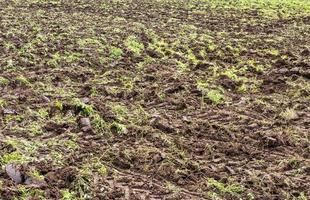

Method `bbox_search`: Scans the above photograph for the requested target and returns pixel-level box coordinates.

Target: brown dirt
[0,0,309,199]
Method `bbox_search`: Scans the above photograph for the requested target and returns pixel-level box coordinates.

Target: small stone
[42,96,51,103]
[278,68,288,74]
[3,109,17,115]
[225,166,236,174]
[290,67,300,73]
[212,158,222,163]
[5,164,24,184]
[154,120,175,133]
[79,117,92,132]
[80,117,91,127]
[152,152,166,163]
[81,97,90,104]
[182,116,191,123]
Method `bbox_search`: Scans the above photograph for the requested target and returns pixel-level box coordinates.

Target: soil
[0,0,309,199]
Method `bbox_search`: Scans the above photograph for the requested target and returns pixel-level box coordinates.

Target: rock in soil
[79,117,92,131]
[5,164,24,184]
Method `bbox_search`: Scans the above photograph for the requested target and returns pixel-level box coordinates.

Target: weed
[225,44,240,54]
[247,192,255,200]
[129,106,150,125]
[97,164,108,176]
[73,165,94,199]
[61,189,77,200]
[265,49,279,56]
[294,192,307,200]
[4,41,15,50]
[207,44,217,52]
[64,139,79,150]
[108,103,128,120]
[26,107,49,119]
[166,181,181,194]
[47,52,61,68]
[78,37,104,48]
[119,76,134,92]
[206,191,222,199]
[92,159,108,176]
[72,98,94,116]
[0,99,6,108]
[0,151,28,165]
[238,83,248,93]
[36,108,49,119]
[187,50,199,65]
[15,186,46,200]
[4,114,24,124]
[280,108,297,120]
[197,80,209,92]
[110,121,127,134]
[109,46,123,59]
[207,89,224,104]
[112,16,127,24]
[29,169,44,181]
[246,60,265,73]
[90,87,99,97]
[176,61,190,72]
[4,59,18,72]
[64,52,84,63]
[55,100,63,111]
[16,75,30,86]
[137,56,155,69]
[221,68,240,81]
[125,35,144,56]
[49,151,65,166]
[5,139,40,155]
[0,76,10,86]
[206,178,244,196]
[91,113,107,133]
[26,121,44,136]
